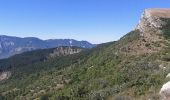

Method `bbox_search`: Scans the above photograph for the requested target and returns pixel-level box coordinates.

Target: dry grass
[147,8,170,18]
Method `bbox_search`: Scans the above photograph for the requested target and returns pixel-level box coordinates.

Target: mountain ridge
[0,35,95,59]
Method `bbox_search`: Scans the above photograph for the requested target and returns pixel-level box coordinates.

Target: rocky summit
[136,8,170,32]
[121,8,170,55]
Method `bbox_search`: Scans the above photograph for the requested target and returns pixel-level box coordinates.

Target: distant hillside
[0,35,95,59]
[2,8,170,100]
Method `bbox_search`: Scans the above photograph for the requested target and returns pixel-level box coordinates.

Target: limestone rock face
[0,71,11,81]
[120,9,170,55]
[49,47,83,58]
[136,8,170,33]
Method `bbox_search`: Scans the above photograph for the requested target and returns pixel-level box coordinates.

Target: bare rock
[166,73,170,78]
[160,81,170,100]
[0,71,11,81]
[136,8,170,33]
[49,47,83,58]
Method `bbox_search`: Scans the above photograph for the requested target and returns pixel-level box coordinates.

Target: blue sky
[0,0,170,44]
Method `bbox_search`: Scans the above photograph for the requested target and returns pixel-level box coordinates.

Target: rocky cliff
[119,9,170,55]
[48,46,83,58]
[136,8,170,32]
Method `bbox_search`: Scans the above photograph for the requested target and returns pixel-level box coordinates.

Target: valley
[0,35,95,59]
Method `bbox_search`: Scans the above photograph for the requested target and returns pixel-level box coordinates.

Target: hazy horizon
[0,0,170,44]
[0,34,99,44]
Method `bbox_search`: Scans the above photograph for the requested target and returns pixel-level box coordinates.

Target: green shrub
[40,94,49,100]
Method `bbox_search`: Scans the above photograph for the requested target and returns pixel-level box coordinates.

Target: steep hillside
[0,35,95,59]
[1,8,170,100]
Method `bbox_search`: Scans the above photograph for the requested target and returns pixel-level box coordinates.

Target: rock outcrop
[160,73,170,100]
[48,47,83,58]
[160,81,170,100]
[0,71,11,81]
[136,8,170,33]
[120,8,170,55]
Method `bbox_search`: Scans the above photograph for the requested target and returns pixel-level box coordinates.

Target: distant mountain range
[0,35,95,59]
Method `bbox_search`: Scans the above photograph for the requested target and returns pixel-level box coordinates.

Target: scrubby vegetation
[160,18,170,39]
[0,30,170,100]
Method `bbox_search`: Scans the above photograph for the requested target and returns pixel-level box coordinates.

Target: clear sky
[0,0,170,44]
